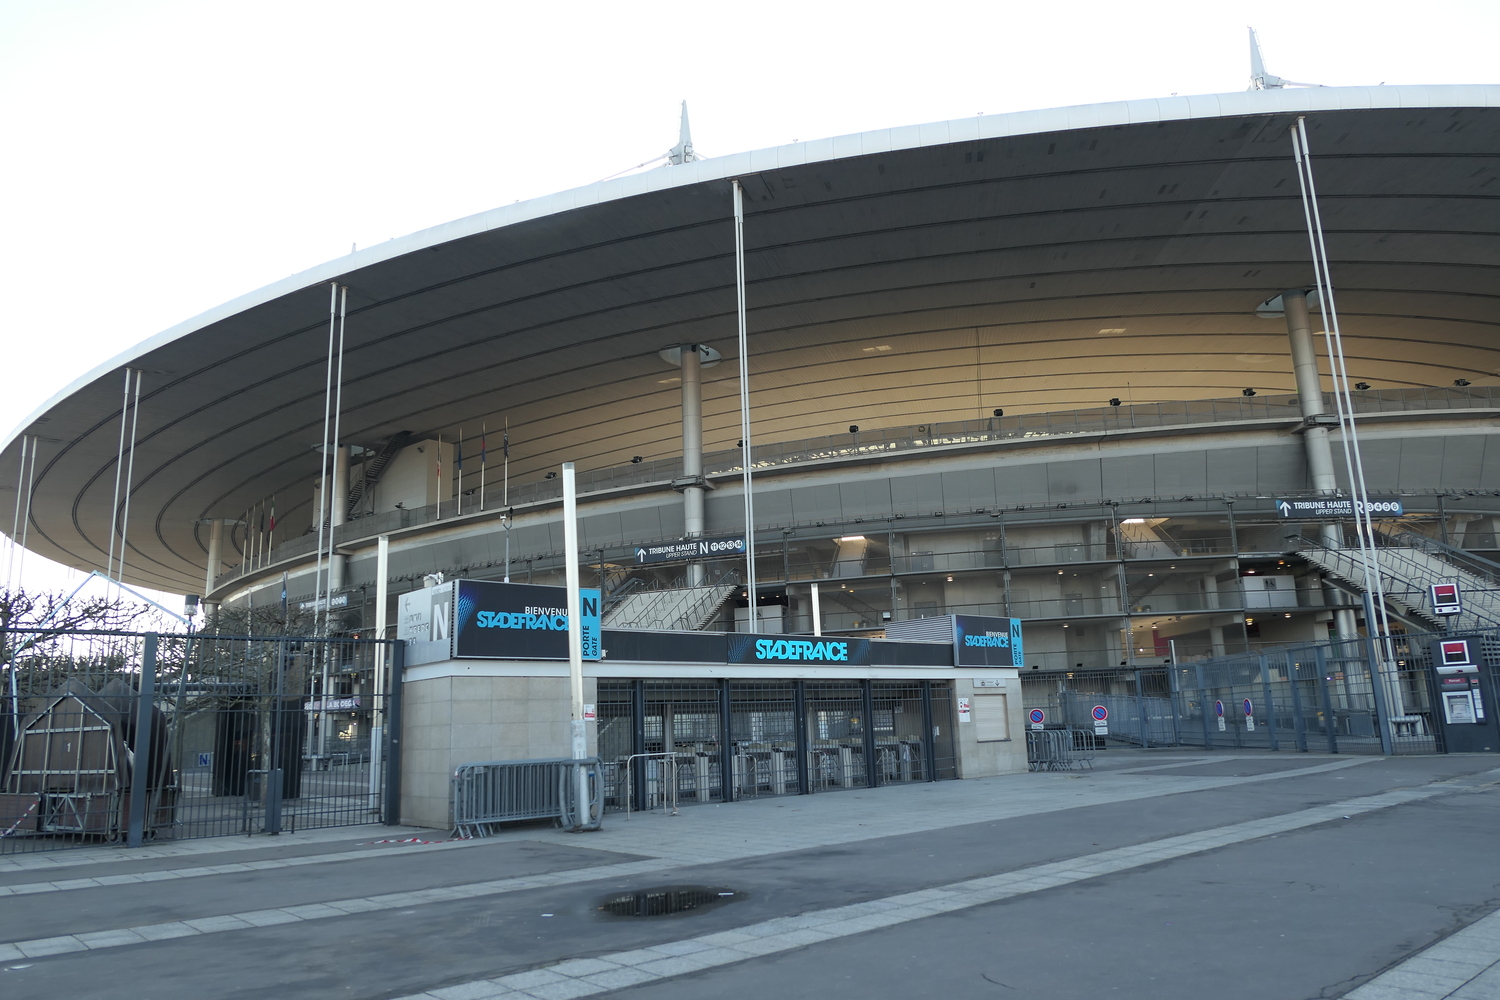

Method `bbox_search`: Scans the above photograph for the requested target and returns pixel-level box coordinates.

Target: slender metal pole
[14,436,37,588]
[733,179,757,633]
[6,435,27,590]
[1291,123,1392,641]
[106,370,131,588]
[327,286,347,636]
[562,462,590,830]
[115,371,142,583]
[480,421,486,512]
[314,282,338,632]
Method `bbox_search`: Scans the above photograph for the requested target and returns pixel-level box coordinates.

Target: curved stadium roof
[4,84,1499,593]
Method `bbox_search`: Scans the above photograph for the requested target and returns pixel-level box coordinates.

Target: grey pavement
[2,749,1499,999]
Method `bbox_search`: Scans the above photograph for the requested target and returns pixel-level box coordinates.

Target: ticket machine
[1427,637,1500,753]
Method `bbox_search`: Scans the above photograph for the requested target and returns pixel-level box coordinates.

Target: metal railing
[451,756,603,837]
[1026,729,1098,771]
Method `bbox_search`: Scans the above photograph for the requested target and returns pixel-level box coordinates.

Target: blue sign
[953,615,1024,667]
[196,752,212,768]
[1214,700,1225,717]
[1092,705,1108,721]
[453,580,601,660]
[727,635,871,666]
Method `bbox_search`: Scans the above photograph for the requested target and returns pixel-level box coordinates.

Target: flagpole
[503,417,509,508]
[436,433,443,520]
[480,422,486,512]
[457,427,464,514]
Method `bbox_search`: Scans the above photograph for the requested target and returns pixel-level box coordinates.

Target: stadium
[4,81,1500,828]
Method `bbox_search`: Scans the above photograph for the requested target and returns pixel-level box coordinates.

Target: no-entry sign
[1029,708,1046,730]
[1092,704,1109,737]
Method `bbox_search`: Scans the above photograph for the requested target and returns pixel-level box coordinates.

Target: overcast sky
[2,0,1496,596]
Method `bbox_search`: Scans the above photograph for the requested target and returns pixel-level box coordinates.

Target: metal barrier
[451,757,603,837]
[621,752,682,818]
[1026,729,1097,772]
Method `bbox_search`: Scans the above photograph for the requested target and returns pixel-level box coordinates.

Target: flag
[503,429,509,459]
[259,508,266,534]
[268,497,276,533]
[480,429,486,466]
[457,431,463,472]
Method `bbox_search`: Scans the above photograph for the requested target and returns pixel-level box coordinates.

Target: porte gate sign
[1244,698,1256,732]
[1215,700,1227,732]
[1431,582,1463,616]
[1092,705,1109,736]
[1029,708,1046,731]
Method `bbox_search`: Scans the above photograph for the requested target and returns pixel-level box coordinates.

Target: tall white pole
[7,435,28,590]
[562,462,591,829]
[314,283,337,631]
[115,371,142,584]
[106,370,130,590]
[811,582,822,636]
[368,533,390,810]
[733,179,757,633]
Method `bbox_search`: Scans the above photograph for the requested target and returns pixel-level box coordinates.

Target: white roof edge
[9,83,1499,453]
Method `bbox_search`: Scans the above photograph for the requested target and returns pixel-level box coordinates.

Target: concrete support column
[330,444,349,591]
[681,346,706,587]
[1284,288,1358,638]
[204,518,224,599]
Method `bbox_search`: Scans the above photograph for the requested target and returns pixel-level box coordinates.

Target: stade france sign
[398,580,601,664]
[726,635,873,666]
[953,615,1025,668]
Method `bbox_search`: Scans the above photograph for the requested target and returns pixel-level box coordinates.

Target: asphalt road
[2,751,1496,1000]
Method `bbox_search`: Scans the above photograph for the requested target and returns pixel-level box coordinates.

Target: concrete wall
[399,670,598,830]
[378,439,455,514]
[952,672,1028,778]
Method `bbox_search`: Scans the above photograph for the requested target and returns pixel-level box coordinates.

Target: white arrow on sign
[635,549,646,563]
[1278,501,1292,516]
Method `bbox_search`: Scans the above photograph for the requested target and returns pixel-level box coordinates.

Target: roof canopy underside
[6,88,1499,592]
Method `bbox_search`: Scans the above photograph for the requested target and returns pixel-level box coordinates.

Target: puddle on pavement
[597,885,740,918]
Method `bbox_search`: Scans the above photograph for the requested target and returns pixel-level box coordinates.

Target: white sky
[1,0,1496,597]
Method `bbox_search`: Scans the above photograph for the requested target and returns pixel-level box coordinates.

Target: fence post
[632,679,647,812]
[383,640,406,825]
[1258,654,1278,751]
[920,681,937,780]
[1133,670,1149,747]
[1364,635,1395,756]
[718,679,734,803]
[127,633,158,848]
[1314,645,1338,754]
[1195,663,1213,748]
[794,679,811,793]
[861,680,879,788]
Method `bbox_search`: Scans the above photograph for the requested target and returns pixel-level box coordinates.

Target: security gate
[1,629,402,855]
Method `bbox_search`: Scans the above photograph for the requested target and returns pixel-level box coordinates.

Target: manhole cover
[597,885,739,917]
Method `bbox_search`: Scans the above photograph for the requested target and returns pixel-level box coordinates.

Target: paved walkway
[2,750,1497,999]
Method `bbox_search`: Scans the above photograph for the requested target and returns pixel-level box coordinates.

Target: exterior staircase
[1288,532,1500,631]
[602,583,739,631]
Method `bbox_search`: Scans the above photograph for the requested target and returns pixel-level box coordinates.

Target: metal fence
[451,757,603,837]
[1,628,402,854]
[1020,631,1461,757]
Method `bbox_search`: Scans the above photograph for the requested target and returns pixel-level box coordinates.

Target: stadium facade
[5,84,1500,822]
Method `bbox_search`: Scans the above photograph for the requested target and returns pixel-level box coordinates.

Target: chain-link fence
[1,628,401,854]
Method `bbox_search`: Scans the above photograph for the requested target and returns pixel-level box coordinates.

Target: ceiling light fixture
[839,535,866,542]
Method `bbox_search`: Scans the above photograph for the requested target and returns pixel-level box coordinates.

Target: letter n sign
[1431,582,1463,616]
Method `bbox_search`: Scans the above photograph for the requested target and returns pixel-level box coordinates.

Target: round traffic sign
[1029,709,1046,724]
[1243,699,1254,716]
[1214,700,1225,717]
[1092,705,1108,721]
